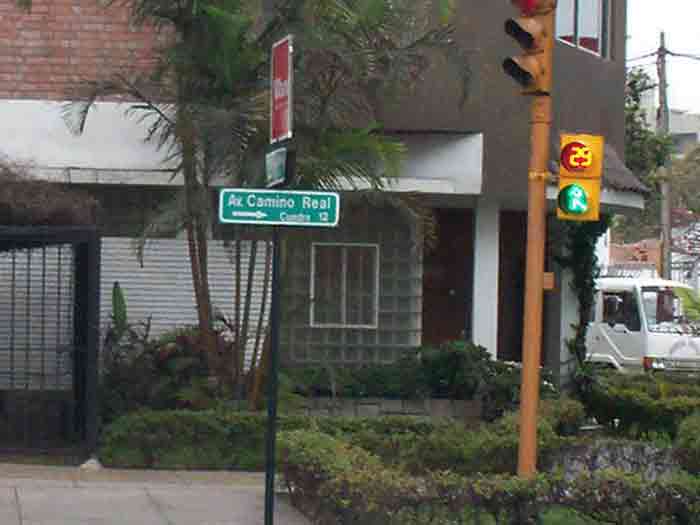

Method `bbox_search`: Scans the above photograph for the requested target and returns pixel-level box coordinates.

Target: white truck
[586,277,700,373]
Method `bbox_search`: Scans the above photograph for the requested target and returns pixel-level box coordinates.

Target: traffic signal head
[557,133,605,222]
[502,0,556,95]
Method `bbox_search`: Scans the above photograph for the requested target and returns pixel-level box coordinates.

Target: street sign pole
[265,35,293,524]
[264,225,281,525]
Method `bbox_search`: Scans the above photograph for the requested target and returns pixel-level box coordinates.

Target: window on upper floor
[556,0,611,59]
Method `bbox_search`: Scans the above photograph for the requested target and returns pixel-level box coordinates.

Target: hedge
[279,429,700,525]
[582,372,700,438]
[98,399,585,470]
[99,410,452,469]
[675,412,700,474]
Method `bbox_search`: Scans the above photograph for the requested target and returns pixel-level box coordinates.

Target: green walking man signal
[556,133,604,222]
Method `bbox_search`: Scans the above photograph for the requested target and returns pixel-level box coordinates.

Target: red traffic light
[512,0,539,15]
[560,141,594,172]
[511,0,556,15]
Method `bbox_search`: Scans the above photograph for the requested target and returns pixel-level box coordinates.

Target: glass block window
[556,0,610,58]
[310,243,379,328]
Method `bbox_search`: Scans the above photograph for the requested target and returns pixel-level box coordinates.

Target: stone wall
[551,440,680,482]
[297,397,483,422]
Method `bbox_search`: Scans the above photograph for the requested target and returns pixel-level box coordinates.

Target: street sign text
[219,189,339,227]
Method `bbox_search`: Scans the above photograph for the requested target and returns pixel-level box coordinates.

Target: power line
[668,51,700,62]
[627,51,658,62]
[627,50,700,64]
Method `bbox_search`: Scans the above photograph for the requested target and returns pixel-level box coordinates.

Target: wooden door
[421,209,474,346]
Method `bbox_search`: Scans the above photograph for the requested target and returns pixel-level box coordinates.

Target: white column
[471,198,500,359]
[558,268,579,383]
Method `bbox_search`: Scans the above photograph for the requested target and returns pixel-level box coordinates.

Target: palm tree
[58,0,469,378]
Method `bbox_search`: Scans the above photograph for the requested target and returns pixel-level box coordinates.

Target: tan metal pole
[517,9,554,478]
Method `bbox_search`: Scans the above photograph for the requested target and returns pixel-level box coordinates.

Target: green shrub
[383,411,562,477]
[279,428,700,525]
[419,341,491,399]
[286,358,427,400]
[99,326,231,425]
[99,409,231,469]
[100,410,307,470]
[539,398,586,436]
[99,410,446,470]
[581,372,700,438]
[480,360,560,421]
[98,407,575,473]
[287,340,559,411]
[675,412,700,474]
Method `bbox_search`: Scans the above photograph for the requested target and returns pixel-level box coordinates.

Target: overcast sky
[627,0,700,114]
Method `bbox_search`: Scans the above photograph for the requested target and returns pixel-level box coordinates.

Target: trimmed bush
[99,411,454,470]
[539,397,586,436]
[99,409,232,469]
[582,372,700,438]
[279,428,700,525]
[100,410,307,470]
[99,400,583,471]
[675,412,700,474]
[286,340,559,423]
[396,411,563,476]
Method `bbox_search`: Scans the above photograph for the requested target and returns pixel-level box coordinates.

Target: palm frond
[295,127,405,190]
[131,189,188,267]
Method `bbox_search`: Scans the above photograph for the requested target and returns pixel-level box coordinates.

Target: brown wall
[0,0,160,100]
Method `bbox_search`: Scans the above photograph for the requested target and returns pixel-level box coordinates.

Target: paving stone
[17,486,163,525]
[147,486,309,525]
[0,464,311,524]
[0,488,20,525]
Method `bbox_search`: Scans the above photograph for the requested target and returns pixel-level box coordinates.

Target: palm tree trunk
[179,106,216,362]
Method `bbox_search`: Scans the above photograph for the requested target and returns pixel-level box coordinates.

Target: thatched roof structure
[0,161,97,227]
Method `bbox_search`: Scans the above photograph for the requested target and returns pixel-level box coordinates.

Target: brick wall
[0,0,162,100]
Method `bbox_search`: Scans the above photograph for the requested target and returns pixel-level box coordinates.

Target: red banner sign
[271,35,293,143]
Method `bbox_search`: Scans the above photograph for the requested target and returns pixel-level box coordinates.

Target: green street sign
[266,147,287,188]
[219,188,340,227]
[557,184,589,215]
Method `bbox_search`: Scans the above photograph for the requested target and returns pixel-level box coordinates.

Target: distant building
[640,87,700,156]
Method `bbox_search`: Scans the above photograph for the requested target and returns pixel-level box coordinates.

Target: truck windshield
[641,286,690,334]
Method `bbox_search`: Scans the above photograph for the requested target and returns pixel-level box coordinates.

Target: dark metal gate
[0,227,100,453]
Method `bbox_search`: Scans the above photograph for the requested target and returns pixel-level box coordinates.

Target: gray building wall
[99,237,271,362]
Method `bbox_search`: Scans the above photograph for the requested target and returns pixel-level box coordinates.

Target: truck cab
[586,277,700,373]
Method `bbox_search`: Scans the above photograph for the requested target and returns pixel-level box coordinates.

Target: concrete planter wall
[297,397,482,421]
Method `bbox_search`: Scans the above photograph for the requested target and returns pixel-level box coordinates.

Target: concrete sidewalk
[0,463,311,524]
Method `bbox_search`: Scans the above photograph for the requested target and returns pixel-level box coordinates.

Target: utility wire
[667,51,700,61]
[628,49,700,64]
[627,51,658,62]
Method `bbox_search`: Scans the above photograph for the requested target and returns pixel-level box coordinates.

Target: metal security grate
[0,245,75,390]
[0,227,100,452]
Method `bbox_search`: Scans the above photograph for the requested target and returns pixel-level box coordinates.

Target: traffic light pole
[517,8,555,479]
[518,94,551,477]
